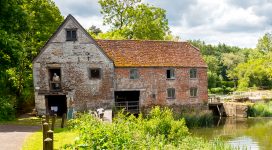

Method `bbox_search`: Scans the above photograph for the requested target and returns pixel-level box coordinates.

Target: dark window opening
[115,91,140,114]
[49,68,61,91]
[167,88,175,99]
[190,87,198,97]
[89,68,101,79]
[130,68,139,79]
[190,68,197,78]
[46,95,67,116]
[167,69,175,79]
[66,29,77,41]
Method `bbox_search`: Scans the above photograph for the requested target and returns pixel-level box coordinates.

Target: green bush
[248,101,272,117]
[0,96,16,121]
[210,87,224,94]
[64,107,231,149]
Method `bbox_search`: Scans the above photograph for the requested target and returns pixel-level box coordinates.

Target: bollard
[51,114,56,131]
[42,122,49,150]
[47,130,54,149]
[44,138,53,150]
[61,113,66,128]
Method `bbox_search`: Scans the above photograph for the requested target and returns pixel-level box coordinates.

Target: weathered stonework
[33,15,208,115]
[33,15,114,115]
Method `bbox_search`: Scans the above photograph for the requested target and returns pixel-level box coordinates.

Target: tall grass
[248,101,272,117]
[181,110,214,128]
[64,107,232,149]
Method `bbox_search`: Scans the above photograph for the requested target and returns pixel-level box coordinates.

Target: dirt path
[0,125,39,150]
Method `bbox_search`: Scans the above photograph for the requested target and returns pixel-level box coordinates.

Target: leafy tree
[257,33,272,52]
[99,0,141,29]
[88,25,102,36]
[0,0,63,115]
[98,0,170,40]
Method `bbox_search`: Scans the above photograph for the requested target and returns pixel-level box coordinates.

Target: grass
[0,116,64,126]
[22,128,78,150]
[248,101,272,117]
[0,116,42,126]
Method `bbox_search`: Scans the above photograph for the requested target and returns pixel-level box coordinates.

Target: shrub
[64,107,231,149]
[0,96,16,121]
[248,101,272,117]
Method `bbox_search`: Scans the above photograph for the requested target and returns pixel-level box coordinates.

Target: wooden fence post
[47,130,54,149]
[42,122,49,150]
[51,114,57,131]
[44,138,53,150]
[46,114,50,123]
[42,119,46,125]
[61,113,66,128]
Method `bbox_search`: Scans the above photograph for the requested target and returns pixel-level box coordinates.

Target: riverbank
[191,117,272,149]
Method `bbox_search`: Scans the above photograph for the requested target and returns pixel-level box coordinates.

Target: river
[190,117,272,150]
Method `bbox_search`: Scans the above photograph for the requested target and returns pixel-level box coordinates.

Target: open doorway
[48,68,61,91]
[114,91,140,114]
[46,95,67,116]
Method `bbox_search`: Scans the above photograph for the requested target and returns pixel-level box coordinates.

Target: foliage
[257,33,272,52]
[0,96,16,121]
[189,40,246,93]
[230,53,272,90]
[64,107,231,149]
[0,0,63,114]
[248,101,272,117]
[98,0,170,40]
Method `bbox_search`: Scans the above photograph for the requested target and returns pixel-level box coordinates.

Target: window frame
[89,68,102,79]
[66,28,77,41]
[190,87,198,97]
[190,68,197,79]
[130,68,139,79]
[167,88,176,99]
[166,68,175,79]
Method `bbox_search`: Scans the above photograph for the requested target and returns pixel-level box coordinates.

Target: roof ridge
[95,39,188,43]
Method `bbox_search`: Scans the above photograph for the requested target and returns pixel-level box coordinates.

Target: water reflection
[190,117,272,150]
[228,136,259,150]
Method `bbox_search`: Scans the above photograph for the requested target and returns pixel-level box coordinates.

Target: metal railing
[115,101,139,114]
[49,81,61,91]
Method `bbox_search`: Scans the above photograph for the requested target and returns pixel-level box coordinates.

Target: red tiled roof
[96,40,207,68]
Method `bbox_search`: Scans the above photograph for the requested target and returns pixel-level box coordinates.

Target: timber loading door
[46,95,67,116]
[114,91,140,114]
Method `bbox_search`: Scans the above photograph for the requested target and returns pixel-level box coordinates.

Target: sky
[53,0,272,48]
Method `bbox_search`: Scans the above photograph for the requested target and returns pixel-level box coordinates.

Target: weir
[208,95,248,117]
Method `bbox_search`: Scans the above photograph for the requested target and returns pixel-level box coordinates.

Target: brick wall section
[115,67,208,108]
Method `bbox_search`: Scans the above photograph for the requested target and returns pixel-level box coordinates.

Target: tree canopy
[98,0,170,40]
[0,0,63,117]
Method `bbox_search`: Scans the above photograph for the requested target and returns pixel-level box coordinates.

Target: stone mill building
[33,15,208,116]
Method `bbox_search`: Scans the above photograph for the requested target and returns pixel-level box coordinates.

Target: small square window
[166,69,175,79]
[190,87,198,97]
[167,88,175,99]
[190,68,197,78]
[66,29,77,41]
[89,68,101,79]
[130,69,139,79]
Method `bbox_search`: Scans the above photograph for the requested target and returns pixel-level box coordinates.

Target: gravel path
[0,125,39,150]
